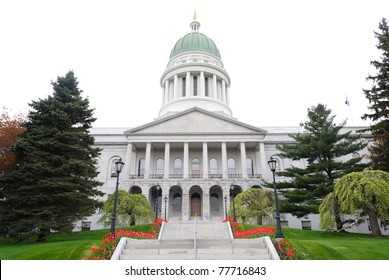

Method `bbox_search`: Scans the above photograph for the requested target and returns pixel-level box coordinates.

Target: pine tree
[361,18,389,172]
[276,104,368,229]
[0,71,103,241]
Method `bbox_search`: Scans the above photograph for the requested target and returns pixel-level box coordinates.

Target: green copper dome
[170,21,221,59]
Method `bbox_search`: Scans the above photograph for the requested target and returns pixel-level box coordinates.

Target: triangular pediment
[125,108,267,136]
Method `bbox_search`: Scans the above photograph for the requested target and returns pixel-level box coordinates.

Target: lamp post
[224,196,227,219]
[164,196,168,220]
[155,184,160,220]
[230,184,237,222]
[110,158,125,238]
[268,156,284,239]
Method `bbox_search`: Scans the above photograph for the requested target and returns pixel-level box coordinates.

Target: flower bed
[84,218,167,260]
[222,217,297,260]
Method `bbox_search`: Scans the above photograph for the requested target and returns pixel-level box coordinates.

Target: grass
[239,224,389,259]
[1,223,389,260]
[0,224,151,260]
[282,228,389,260]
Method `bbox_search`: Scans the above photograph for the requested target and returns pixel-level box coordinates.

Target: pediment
[125,108,267,136]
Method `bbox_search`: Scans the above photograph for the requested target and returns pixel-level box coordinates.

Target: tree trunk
[36,228,49,242]
[368,210,383,237]
[334,199,345,231]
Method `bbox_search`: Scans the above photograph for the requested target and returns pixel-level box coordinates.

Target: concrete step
[115,220,277,260]
[196,253,272,260]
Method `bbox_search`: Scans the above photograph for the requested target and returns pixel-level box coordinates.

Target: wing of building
[79,17,383,235]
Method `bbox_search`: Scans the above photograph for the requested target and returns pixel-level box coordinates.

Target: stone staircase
[112,218,279,260]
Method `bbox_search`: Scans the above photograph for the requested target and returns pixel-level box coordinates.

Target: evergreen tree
[276,104,368,229]
[0,71,103,241]
[361,18,389,172]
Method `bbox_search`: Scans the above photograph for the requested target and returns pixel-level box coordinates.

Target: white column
[174,75,178,99]
[183,142,189,179]
[164,142,170,179]
[123,143,133,179]
[200,71,205,96]
[221,142,228,179]
[222,80,226,102]
[161,87,165,106]
[203,192,210,221]
[202,142,208,179]
[226,86,230,105]
[186,72,190,97]
[144,142,152,179]
[212,74,217,99]
[255,145,261,175]
[182,191,189,222]
[259,142,267,176]
[240,142,248,178]
[165,80,170,103]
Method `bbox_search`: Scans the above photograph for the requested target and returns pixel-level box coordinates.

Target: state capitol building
[80,17,386,235]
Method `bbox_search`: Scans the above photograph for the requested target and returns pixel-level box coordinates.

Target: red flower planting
[84,218,167,260]
[222,217,298,260]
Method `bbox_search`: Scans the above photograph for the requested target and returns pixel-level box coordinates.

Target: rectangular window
[81,221,91,231]
[301,220,311,230]
[205,77,209,97]
[193,76,198,96]
[281,220,289,228]
[182,77,186,97]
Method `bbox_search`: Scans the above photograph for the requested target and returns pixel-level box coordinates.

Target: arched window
[227,158,236,175]
[110,158,120,177]
[138,158,145,177]
[156,158,164,175]
[246,158,254,176]
[209,158,218,175]
[192,158,200,174]
[174,158,182,175]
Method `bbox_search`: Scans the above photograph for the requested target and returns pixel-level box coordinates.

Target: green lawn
[282,228,389,260]
[0,224,151,260]
[1,224,388,260]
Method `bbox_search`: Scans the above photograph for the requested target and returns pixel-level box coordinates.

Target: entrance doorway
[191,193,201,217]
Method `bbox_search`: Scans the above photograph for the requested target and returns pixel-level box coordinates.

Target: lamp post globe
[268,156,284,239]
[110,158,125,238]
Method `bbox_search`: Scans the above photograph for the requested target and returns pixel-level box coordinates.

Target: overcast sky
[1,0,388,128]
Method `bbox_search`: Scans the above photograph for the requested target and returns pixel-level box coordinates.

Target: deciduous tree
[319,170,389,237]
[228,188,274,225]
[0,108,25,176]
[98,190,154,226]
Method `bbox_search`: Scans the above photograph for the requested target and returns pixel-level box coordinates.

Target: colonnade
[121,141,267,180]
[161,72,229,105]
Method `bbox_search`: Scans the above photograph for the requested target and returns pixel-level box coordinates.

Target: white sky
[1,0,388,128]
